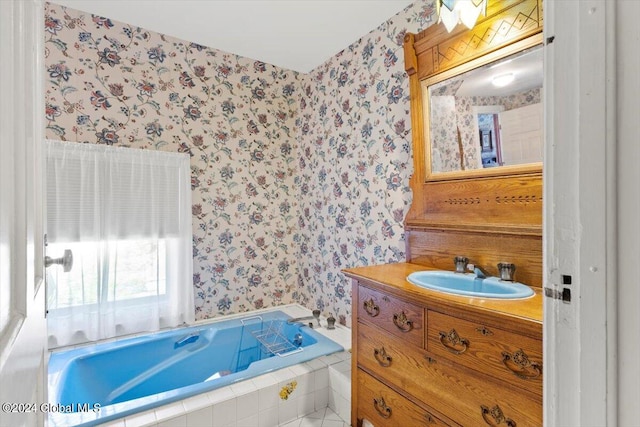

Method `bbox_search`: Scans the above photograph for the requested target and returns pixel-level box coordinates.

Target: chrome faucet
[467,264,486,279]
[287,309,321,327]
[286,316,316,327]
[286,316,315,324]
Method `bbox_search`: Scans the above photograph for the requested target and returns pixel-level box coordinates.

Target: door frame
[543,0,617,425]
[0,1,47,426]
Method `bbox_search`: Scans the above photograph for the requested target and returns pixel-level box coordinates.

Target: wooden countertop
[343,262,543,325]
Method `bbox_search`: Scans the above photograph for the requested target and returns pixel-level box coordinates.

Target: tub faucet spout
[287,309,321,327]
[286,316,316,325]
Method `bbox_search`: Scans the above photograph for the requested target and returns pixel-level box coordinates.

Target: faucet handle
[326,314,336,330]
[497,263,516,281]
[454,256,469,273]
[312,309,321,327]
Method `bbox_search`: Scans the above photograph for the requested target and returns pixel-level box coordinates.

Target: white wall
[616,0,640,423]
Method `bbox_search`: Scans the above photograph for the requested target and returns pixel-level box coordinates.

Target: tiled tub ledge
[327,358,351,425]
[98,351,352,427]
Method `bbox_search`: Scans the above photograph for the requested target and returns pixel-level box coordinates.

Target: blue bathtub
[48,310,343,426]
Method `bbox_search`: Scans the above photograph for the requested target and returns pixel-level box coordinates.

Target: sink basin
[406,271,534,299]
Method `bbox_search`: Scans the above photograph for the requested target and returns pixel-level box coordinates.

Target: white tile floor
[279,407,349,427]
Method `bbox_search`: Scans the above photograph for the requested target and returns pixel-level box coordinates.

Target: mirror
[423,39,543,181]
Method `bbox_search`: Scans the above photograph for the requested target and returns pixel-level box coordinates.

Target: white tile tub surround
[327,358,352,424]
[97,352,352,427]
[93,304,353,427]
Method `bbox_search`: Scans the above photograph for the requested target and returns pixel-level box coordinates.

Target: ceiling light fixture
[492,73,515,87]
[437,0,488,33]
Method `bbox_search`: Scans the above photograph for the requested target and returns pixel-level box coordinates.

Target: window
[45,140,193,348]
[46,239,167,309]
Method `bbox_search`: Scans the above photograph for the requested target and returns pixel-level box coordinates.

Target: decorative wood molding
[444,194,542,206]
[410,0,543,80]
[403,32,418,77]
[406,172,543,233]
[402,0,543,283]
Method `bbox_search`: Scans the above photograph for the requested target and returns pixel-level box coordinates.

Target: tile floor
[279,407,348,427]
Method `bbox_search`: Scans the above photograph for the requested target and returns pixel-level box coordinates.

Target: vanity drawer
[357,369,453,427]
[357,321,542,427]
[357,285,423,347]
[427,310,543,396]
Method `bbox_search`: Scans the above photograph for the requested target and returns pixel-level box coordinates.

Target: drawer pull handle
[438,329,469,354]
[373,396,392,419]
[374,346,392,367]
[363,299,380,317]
[476,326,494,336]
[481,404,516,427]
[393,311,414,332]
[502,349,542,379]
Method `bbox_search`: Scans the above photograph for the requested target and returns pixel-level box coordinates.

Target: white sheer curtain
[45,140,193,348]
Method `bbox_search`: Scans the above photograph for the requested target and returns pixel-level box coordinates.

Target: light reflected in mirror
[427,44,543,175]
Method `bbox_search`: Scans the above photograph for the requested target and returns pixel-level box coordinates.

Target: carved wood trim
[403,33,418,76]
[403,0,543,285]
[409,0,543,80]
[406,172,543,234]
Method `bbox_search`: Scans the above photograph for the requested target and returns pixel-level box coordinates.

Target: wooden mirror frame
[422,34,543,181]
[402,0,544,285]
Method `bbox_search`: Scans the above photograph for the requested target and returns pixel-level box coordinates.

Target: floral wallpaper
[44,1,438,327]
[295,3,437,325]
[44,3,301,320]
[430,95,462,172]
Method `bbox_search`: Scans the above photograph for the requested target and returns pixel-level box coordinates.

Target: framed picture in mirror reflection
[481,130,492,152]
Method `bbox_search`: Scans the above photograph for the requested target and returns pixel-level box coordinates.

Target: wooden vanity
[344,0,544,425]
[344,263,542,426]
